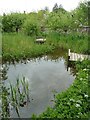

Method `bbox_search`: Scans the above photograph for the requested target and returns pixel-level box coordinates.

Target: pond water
[2,49,76,118]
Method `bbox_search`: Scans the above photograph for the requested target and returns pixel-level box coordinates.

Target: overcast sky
[0,0,83,15]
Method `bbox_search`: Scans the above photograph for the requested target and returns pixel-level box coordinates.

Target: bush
[23,18,40,36]
[2,13,25,32]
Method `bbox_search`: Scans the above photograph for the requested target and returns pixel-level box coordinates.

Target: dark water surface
[4,49,75,118]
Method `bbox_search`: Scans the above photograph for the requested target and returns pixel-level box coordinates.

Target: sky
[0,0,83,15]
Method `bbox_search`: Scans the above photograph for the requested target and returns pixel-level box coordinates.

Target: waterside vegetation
[2,31,88,62]
[33,60,89,118]
[1,0,89,62]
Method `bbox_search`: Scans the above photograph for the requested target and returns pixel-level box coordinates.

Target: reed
[1,76,30,118]
[9,76,30,111]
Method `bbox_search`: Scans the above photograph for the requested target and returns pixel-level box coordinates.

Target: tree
[2,13,25,32]
[53,3,58,13]
[46,10,71,32]
[23,17,40,36]
[58,4,67,13]
[44,6,49,12]
[73,1,88,27]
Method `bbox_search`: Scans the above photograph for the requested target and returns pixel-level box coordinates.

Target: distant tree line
[0,1,88,36]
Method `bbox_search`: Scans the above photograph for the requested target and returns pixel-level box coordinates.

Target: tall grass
[47,31,88,54]
[2,32,54,62]
[2,32,89,62]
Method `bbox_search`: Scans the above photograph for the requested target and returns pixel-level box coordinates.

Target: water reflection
[2,49,76,118]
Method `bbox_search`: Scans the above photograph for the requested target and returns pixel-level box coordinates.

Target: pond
[2,48,76,118]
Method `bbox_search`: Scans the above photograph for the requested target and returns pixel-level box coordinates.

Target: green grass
[2,31,89,62]
[2,32,55,62]
[47,31,89,54]
[33,60,89,118]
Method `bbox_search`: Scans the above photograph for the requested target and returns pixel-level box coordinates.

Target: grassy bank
[47,31,88,54]
[33,60,89,118]
[2,33,54,62]
[2,32,88,62]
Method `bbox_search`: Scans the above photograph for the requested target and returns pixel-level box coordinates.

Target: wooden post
[68,49,70,60]
[67,49,70,71]
[68,49,70,57]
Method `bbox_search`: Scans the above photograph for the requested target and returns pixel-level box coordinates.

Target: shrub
[2,13,25,32]
[23,18,40,36]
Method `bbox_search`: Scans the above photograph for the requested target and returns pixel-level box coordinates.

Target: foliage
[2,31,88,62]
[1,1,89,34]
[74,1,88,26]
[2,13,25,32]
[2,33,54,62]
[46,12,71,31]
[68,1,88,30]
[23,17,40,36]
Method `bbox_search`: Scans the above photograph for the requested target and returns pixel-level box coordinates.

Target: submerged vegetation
[1,75,30,118]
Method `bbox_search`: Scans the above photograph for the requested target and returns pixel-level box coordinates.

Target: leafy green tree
[72,1,88,28]
[23,18,40,36]
[2,13,25,32]
[46,10,71,32]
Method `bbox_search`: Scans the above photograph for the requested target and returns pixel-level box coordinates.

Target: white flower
[80,78,83,80]
[84,94,88,98]
[83,68,87,71]
[75,103,80,107]
[78,112,82,115]
[70,99,75,102]
[76,72,79,75]
[76,100,82,104]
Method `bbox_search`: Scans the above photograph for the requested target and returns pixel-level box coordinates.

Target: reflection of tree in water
[46,48,67,60]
